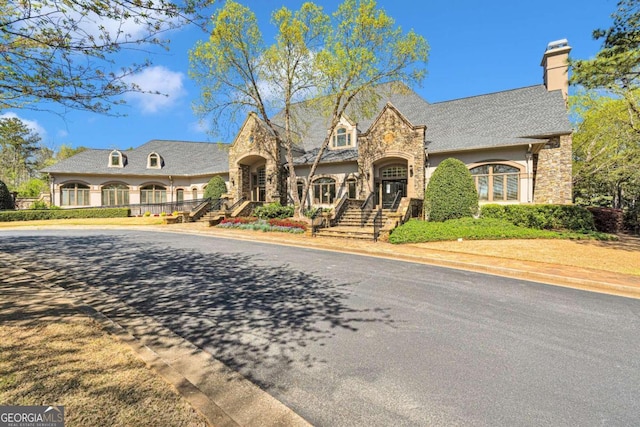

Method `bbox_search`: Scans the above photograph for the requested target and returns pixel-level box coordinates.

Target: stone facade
[533,134,572,204]
[358,104,426,199]
[228,114,282,203]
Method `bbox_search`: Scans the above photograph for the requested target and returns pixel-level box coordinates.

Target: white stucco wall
[426,146,534,204]
[48,173,229,207]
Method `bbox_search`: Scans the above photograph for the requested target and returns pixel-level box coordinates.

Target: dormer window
[109,150,125,168]
[330,118,356,150]
[147,152,163,169]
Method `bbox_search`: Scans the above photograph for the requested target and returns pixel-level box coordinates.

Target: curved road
[1,229,639,426]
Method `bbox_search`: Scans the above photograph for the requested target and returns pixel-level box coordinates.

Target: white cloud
[0,112,47,139]
[124,66,186,114]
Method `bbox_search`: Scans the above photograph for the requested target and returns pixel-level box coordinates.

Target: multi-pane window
[312,178,336,204]
[332,127,352,148]
[140,184,167,204]
[61,183,90,206]
[176,189,184,203]
[470,164,520,201]
[101,184,129,206]
[381,166,407,179]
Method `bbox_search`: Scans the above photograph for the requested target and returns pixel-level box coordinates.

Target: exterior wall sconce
[231,177,235,186]
[409,165,414,177]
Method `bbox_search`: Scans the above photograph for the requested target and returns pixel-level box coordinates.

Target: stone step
[315,226,376,240]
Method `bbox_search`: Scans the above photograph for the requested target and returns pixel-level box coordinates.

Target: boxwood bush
[480,204,595,232]
[424,158,478,221]
[253,202,294,219]
[0,208,130,222]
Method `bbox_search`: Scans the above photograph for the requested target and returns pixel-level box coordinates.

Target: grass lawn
[0,316,206,427]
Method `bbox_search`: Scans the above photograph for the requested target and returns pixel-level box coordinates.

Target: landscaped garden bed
[217,217,307,234]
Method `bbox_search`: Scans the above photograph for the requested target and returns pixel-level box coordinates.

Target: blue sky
[3,0,618,152]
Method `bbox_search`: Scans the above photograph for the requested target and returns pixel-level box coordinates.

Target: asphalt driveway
[2,229,639,426]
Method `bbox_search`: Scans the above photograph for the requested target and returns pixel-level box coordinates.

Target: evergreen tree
[424,158,479,222]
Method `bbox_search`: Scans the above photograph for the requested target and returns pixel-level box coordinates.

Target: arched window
[312,177,336,204]
[61,183,90,206]
[109,150,125,167]
[470,164,521,201]
[332,127,352,148]
[147,152,162,169]
[192,187,198,200]
[101,184,129,206]
[176,188,184,203]
[140,184,167,204]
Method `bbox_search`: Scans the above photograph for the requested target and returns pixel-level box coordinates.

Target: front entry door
[381,179,407,208]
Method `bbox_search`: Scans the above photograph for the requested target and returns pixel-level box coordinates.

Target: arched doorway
[237,155,268,202]
[377,163,408,208]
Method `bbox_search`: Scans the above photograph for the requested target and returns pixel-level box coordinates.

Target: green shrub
[0,180,15,210]
[389,217,613,244]
[424,158,478,222]
[204,175,227,200]
[0,208,130,222]
[253,202,294,219]
[17,178,48,198]
[30,200,49,210]
[481,204,595,232]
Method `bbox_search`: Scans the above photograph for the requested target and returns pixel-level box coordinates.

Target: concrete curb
[0,252,311,427]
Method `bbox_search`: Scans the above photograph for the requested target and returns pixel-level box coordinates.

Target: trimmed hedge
[481,204,595,232]
[0,208,130,222]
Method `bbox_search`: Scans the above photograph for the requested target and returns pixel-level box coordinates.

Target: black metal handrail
[372,207,383,242]
[226,196,246,214]
[100,198,211,217]
[310,207,324,237]
[390,190,403,211]
[330,193,348,226]
[361,192,375,227]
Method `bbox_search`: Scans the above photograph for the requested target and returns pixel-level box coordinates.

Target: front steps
[314,200,397,241]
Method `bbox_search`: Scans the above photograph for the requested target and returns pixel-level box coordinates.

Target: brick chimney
[541,39,571,101]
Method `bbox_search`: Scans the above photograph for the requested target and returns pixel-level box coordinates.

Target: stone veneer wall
[533,134,572,204]
[358,105,426,199]
[228,115,281,203]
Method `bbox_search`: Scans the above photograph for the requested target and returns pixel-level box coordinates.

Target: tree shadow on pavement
[1,234,393,389]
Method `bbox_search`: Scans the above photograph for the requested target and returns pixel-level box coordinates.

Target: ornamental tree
[1,0,209,114]
[189,0,428,217]
[204,175,227,200]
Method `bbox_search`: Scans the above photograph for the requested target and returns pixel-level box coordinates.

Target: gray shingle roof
[293,147,359,166]
[284,83,572,154]
[421,85,573,153]
[42,140,230,176]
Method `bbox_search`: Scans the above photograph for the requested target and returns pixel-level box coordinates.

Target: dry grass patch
[0,318,207,427]
[412,235,640,276]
